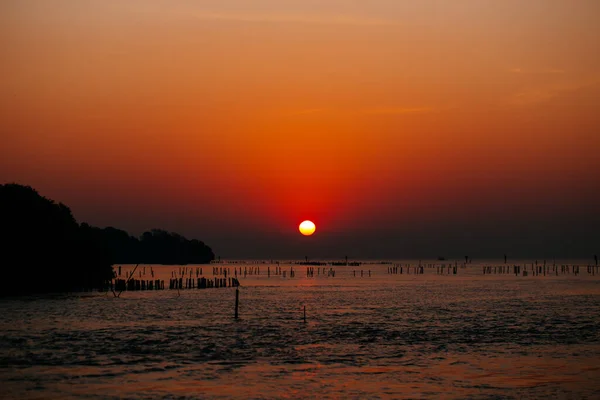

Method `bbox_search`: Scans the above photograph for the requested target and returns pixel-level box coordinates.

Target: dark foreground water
[2,261,600,399]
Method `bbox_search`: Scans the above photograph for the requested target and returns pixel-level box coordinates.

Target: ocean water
[1,260,600,399]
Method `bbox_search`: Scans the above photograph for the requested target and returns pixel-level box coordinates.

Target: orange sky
[1,0,599,258]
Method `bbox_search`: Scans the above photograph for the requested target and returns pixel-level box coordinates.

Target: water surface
[2,260,600,399]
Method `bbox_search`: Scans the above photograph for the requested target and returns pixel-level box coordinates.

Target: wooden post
[234,287,239,319]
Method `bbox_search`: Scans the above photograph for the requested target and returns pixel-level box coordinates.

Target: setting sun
[299,220,316,236]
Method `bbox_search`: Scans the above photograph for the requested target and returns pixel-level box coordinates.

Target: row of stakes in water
[118,262,599,283]
[387,265,429,275]
[483,263,598,276]
[111,278,165,291]
[385,264,456,275]
[110,277,240,291]
[306,267,336,277]
[114,266,236,291]
[169,276,240,289]
[210,266,337,278]
[118,265,339,283]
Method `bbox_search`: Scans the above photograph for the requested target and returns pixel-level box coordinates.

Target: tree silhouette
[0,183,215,295]
[0,183,113,295]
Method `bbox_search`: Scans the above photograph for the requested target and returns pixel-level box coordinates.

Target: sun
[299,220,316,236]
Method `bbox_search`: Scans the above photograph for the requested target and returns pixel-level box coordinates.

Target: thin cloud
[280,106,438,117]
[511,89,559,105]
[510,78,600,106]
[192,12,392,26]
[287,108,326,116]
[509,68,566,74]
[363,107,434,115]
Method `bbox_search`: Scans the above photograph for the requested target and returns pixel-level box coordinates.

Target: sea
[1,259,600,399]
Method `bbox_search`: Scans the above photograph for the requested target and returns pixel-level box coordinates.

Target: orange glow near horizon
[1,1,599,256]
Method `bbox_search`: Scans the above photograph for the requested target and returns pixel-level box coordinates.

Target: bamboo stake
[112,264,139,298]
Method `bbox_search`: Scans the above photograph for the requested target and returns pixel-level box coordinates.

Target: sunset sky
[1,0,599,259]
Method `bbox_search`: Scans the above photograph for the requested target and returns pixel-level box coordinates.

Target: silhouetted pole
[595,255,598,267]
[303,305,307,323]
[504,254,507,264]
[234,287,239,319]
